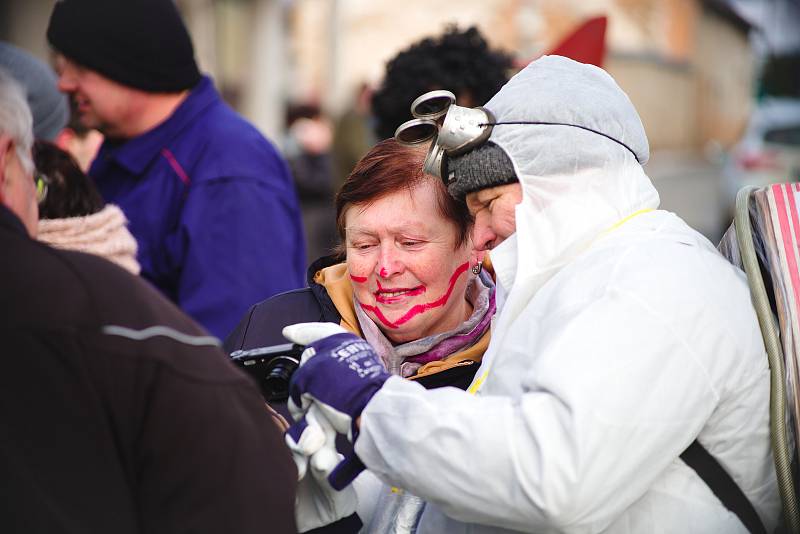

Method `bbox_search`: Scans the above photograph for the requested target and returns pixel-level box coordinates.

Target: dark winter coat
[0,204,297,534]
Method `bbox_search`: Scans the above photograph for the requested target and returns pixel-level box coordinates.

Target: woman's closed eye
[399,239,426,249]
[468,203,487,217]
[349,241,377,251]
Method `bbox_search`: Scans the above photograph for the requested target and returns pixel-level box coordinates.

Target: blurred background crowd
[2,0,798,251]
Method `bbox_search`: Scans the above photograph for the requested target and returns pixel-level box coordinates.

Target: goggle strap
[484,121,641,163]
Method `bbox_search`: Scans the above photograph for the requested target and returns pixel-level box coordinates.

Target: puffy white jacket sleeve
[353,286,729,532]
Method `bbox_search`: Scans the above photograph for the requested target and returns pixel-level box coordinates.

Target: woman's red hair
[335,138,471,252]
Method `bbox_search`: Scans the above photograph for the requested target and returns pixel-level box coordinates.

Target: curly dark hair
[33,140,104,219]
[370,26,514,141]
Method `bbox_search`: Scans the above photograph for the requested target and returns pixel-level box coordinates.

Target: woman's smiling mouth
[374,286,426,304]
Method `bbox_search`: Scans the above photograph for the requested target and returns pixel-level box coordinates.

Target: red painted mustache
[358,262,469,329]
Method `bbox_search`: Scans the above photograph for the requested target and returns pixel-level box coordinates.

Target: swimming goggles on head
[396,89,645,184]
[394,90,495,181]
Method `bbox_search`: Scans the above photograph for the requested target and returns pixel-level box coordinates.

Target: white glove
[283,321,350,426]
[285,406,326,480]
[283,322,349,363]
[288,404,358,532]
[284,321,378,491]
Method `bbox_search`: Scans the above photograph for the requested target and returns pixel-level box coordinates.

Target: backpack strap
[680,439,766,534]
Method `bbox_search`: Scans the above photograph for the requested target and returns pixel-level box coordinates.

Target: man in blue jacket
[46,0,306,339]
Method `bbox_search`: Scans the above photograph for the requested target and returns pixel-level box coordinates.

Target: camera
[230,343,304,402]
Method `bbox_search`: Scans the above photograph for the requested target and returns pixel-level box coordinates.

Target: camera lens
[262,356,299,401]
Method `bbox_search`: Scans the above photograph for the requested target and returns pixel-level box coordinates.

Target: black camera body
[230,343,304,402]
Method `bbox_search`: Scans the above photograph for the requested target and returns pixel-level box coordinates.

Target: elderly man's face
[465,183,522,251]
[54,54,137,139]
[0,135,38,236]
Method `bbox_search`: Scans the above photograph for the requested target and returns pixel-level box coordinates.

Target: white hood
[483,55,660,322]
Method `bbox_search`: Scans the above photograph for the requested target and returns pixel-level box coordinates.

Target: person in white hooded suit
[283,56,782,533]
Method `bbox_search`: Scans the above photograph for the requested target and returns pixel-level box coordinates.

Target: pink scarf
[37,204,140,275]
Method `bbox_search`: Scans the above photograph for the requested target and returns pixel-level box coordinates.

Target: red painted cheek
[359,262,469,329]
[349,274,367,283]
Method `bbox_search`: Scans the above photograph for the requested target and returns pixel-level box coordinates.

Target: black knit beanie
[447,141,519,200]
[47,0,201,93]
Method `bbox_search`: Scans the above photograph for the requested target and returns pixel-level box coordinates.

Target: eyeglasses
[394,90,495,181]
[33,170,50,205]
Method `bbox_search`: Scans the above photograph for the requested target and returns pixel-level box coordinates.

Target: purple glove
[284,324,391,489]
[288,332,390,440]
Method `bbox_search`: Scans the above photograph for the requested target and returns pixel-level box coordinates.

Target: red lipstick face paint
[360,261,469,329]
[350,274,367,283]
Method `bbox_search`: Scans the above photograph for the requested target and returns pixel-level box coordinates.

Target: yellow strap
[602,208,654,234]
[469,208,655,395]
[468,370,488,395]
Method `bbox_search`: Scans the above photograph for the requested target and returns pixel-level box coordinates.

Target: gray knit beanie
[0,42,69,141]
[447,141,518,200]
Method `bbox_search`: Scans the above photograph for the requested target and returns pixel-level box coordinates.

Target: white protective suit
[353,56,782,533]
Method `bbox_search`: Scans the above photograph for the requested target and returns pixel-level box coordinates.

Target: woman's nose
[377,245,404,278]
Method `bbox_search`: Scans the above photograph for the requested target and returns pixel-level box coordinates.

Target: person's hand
[283,322,391,489]
[282,321,350,431]
[286,404,368,491]
[283,323,390,439]
[283,321,350,351]
[285,404,338,480]
[286,405,358,532]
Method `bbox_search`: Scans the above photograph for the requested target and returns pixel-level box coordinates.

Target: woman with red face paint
[225,138,495,532]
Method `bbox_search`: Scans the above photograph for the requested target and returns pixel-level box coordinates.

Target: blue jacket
[90,76,306,339]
